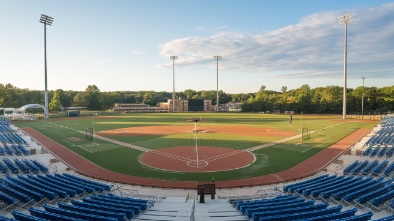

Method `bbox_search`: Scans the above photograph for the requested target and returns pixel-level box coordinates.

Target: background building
[160,99,212,112]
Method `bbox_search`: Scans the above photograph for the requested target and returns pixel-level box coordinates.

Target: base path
[23,127,369,189]
[139,146,255,172]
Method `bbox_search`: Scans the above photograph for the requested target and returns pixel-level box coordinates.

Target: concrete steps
[134,197,248,221]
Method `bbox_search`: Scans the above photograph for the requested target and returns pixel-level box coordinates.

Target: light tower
[39,14,54,119]
[362,77,366,118]
[339,14,352,120]
[213,56,222,112]
[170,56,178,112]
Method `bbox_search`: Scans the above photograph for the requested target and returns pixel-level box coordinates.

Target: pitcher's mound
[139,146,255,172]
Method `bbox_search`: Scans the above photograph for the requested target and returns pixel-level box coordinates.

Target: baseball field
[15,113,376,184]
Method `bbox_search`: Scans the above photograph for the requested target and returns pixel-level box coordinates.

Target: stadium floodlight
[39,14,54,119]
[170,56,178,112]
[213,56,222,112]
[362,77,366,118]
[339,14,352,120]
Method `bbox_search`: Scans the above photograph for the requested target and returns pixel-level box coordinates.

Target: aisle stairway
[134,197,248,221]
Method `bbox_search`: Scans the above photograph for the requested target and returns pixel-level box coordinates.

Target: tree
[49,90,62,113]
[259,85,266,93]
[85,85,102,110]
[72,92,85,107]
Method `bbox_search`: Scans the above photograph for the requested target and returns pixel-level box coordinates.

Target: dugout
[62,107,86,117]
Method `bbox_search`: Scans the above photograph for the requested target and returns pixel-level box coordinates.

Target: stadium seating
[344,160,359,174]
[43,204,118,221]
[71,199,135,219]
[384,161,394,176]
[29,207,86,221]
[372,160,388,176]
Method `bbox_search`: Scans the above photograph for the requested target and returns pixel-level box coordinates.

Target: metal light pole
[339,14,352,120]
[213,56,222,112]
[362,77,366,118]
[170,56,178,112]
[39,14,54,119]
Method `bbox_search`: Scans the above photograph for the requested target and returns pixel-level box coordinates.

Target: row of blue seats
[57,202,126,221]
[250,203,331,220]
[71,199,135,219]
[17,175,69,198]
[295,175,340,195]
[3,192,151,221]
[352,160,369,174]
[386,146,394,157]
[0,182,32,203]
[344,160,359,174]
[0,158,46,174]
[6,175,57,200]
[27,174,77,197]
[29,207,85,221]
[43,204,117,221]
[0,121,27,144]
[0,173,111,203]
[2,158,19,173]
[236,194,297,213]
[0,190,16,204]
[233,194,378,221]
[283,174,328,193]
[61,173,111,192]
[342,178,386,202]
[244,199,308,217]
[307,176,354,198]
[106,193,152,207]
[0,161,8,173]
[320,176,363,198]
[325,211,373,221]
[49,174,95,193]
[0,144,29,156]
[0,131,27,145]
[246,200,315,219]
[83,197,143,215]
[370,189,394,206]
[92,194,148,210]
[258,208,358,221]
[374,214,394,221]
[373,160,388,175]
[356,185,394,204]
[31,160,48,173]
[344,159,394,176]
[363,145,394,158]
[283,171,394,206]
[384,161,394,176]
[37,174,85,195]
[286,175,342,195]
[362,159,379,175]
[11,210,48,221]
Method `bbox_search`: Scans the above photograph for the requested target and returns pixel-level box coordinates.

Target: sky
[1,0,394,94]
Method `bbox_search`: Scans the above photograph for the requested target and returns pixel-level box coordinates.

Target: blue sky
[1,0,393,93]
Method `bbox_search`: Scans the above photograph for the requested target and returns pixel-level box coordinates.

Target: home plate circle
[139,146,255,172]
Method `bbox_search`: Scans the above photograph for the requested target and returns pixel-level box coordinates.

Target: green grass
[15,113,376,182]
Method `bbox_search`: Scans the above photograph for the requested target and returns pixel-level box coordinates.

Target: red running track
[22,127,369,189]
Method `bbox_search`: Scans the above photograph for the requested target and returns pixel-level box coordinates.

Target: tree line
[0,83,393,114]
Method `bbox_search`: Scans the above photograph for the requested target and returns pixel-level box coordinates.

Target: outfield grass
[15,113,376,182]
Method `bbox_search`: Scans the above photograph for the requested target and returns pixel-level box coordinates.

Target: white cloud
[158,3,394,79]
[133,50,145,55]
[196,26,205,31]
[93,59,113,63]
[77,54,85,58]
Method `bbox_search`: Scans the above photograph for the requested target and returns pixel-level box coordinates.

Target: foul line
[245,123,344,152]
